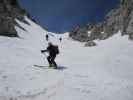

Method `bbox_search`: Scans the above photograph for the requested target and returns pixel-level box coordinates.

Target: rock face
[69,26,89,42]
[0,0,27,37]
[103,0,133,37]
[84,41,96,47]
[70,0,133,42]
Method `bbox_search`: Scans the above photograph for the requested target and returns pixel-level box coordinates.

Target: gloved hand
[41,50,47,53]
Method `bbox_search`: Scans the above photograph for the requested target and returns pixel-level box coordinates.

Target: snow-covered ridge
[0,16,64,100]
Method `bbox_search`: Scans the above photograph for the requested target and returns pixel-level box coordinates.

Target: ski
[33,65,57,69]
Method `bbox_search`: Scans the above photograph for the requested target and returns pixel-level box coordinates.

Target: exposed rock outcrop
[0,0,28,37]
[70,0,133,42]
[84,41,96,47]
[69,26,89,42]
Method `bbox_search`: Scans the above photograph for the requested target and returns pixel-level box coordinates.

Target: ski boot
[49,64,53,68]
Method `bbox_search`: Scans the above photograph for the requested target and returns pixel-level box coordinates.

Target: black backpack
[54,45,59,54]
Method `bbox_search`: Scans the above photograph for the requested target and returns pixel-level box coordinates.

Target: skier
[59,37,62,42]
[45,34,49,41]
[41,42,59,69]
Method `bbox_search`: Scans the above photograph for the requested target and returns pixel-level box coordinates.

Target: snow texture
[0,17,133,100]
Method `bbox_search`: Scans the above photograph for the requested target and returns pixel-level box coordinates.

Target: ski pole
[43,52,47,58]
[41,50,47,57]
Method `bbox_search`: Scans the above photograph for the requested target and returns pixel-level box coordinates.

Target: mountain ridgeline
[0,0,28,37]
[69,0,133,43]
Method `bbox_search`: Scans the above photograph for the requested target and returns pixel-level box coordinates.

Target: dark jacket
[47,45,57,57]
[41,43,58,57]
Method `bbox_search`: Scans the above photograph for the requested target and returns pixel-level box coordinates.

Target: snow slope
[0,17,133,100]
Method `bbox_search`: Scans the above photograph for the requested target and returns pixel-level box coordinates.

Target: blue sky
[18,0,120,33]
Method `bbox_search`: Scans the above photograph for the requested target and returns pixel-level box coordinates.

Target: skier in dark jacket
[59,37,62,42]
[41,42,59,68]
[45,34,49,41]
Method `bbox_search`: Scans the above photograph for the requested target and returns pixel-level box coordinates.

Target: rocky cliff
[69,0,133,42]
[0,0,28,37]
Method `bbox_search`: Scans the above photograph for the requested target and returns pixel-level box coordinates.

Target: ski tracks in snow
[63,70,133,100]
[0,78,64,100]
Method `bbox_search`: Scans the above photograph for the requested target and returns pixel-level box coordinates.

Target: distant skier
[41,42,59,69]
[45,34,49,41]
[59,37,62,42]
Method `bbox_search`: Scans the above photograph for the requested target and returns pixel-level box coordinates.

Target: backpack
[54,45,59,54]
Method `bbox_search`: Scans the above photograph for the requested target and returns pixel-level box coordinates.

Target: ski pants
[47,55,57,67]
